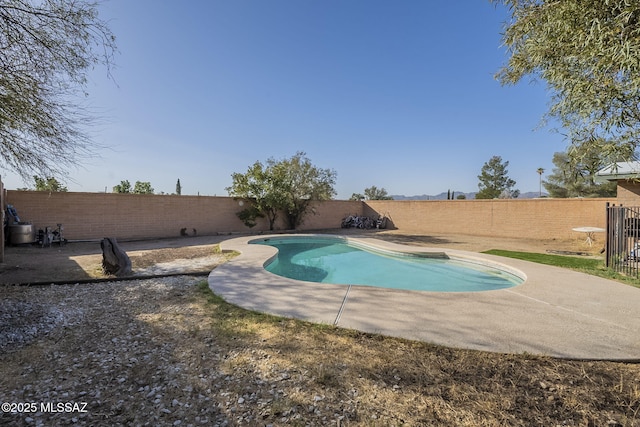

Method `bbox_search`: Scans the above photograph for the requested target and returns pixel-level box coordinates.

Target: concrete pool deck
[208,234,640,361]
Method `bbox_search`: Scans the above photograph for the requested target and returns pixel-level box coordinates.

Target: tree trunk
[101,237,132,277]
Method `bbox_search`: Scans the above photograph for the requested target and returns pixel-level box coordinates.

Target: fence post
[605,202,610,268]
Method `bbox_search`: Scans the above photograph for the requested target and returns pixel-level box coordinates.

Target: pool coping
[208,234,640,361]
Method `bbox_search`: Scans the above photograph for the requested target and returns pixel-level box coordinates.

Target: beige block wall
[5,190,612,242]
[5,191,362,241]
[364,198,613,240]
[294,200,363,230]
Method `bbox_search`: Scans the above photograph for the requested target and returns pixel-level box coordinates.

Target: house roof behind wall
[595,161,640,182]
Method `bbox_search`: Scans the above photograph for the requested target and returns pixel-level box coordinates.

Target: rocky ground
[1,276,235,426]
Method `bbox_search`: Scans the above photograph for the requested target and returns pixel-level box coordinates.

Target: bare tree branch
[0,0,117,181]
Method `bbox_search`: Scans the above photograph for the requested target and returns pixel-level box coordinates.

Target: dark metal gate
[605,203,640,277]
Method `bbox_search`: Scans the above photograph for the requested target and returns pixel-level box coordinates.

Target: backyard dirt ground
[2,230,635,427]
[0,234,231,284]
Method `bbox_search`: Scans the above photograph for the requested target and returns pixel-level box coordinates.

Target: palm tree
[537,168,545,197]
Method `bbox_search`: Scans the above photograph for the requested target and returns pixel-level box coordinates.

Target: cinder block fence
[364,198,613,241]
[5,190,612,242]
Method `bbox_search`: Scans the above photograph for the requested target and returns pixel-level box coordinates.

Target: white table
[572,226,606,246]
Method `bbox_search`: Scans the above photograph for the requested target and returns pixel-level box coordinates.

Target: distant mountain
[391,191,475,200]
[391,191,547,200]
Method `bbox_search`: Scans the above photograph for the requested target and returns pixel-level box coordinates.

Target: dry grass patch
[128,245,224,269]
[196,284,639,426]
[66,244,234,279]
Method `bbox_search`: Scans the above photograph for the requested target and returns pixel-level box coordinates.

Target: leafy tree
[477,156,519,199]
[235,205,263,228]
[227,152,336,230]
[176,179,182,195]
[17,176,67,191]
[0,0,117,181]
[274,152,337,229]
[544,146,617,198]
[113,180,132,194]
[350,186,393,201]
[493,0,640,161]
[227,161,280,230]
[33,176,68,192]
[364,186,393,200]
[133,181,154,194]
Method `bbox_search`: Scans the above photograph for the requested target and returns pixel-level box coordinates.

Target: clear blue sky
[2,0,563,198]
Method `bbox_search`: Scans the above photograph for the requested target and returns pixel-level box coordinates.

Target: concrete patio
[209,234,640,361]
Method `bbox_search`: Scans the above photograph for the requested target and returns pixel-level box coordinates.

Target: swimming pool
[251,236,524,292]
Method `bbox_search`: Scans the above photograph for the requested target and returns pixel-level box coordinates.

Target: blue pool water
[251,236,523,292]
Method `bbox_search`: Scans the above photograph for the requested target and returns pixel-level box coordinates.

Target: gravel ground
[0,276,245,426]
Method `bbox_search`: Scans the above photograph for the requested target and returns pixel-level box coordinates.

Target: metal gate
[605,203,640,277]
